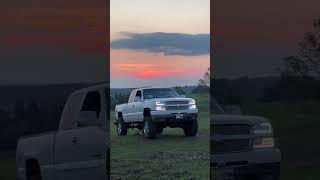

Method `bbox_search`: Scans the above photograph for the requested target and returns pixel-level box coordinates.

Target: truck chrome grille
[211,124,252,153]
[165,105,189,110]
[164,101,189,105]
[164,101,189,110]
[212,125,251,135]
[211,139,250,153]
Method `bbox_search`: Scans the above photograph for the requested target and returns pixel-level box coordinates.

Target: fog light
[253,137,275,149]
[156,106,166,111]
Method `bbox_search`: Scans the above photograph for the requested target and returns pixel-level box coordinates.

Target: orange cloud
[113,64,176,79]
[111,49,209,79]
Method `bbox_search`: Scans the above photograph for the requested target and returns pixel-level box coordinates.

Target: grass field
[110,93,210,180]
[1,97,320,179]
[242,100,320,180]
[0,150,16,179]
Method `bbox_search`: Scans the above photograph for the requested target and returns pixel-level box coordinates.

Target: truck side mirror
[78,111,101,127]
[223,105,242,115]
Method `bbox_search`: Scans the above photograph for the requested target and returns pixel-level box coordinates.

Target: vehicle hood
[211,114,270,126]
[146,97,193,103]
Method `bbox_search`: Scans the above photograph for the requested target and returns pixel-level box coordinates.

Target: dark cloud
[213,48,294,79]
[111,32,210,56]
[0,46,108,85]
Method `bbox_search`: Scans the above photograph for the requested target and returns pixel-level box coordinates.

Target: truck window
[135,90,142,101]
[128,90,136,103]
[59,93,84,130]
[212,97,225,114]
[143,88,178,99]
[81,91,101,118]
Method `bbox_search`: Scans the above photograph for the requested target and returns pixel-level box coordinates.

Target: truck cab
[16,84,110,180]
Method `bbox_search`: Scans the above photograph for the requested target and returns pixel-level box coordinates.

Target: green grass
[0,150,16,179]
[242,100,320,180]
[2,97,320,180]
[110,93,210,180]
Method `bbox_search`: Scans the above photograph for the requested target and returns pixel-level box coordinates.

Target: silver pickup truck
[115,87,198,139]
[16,85,110,180]
[211,98,281,180]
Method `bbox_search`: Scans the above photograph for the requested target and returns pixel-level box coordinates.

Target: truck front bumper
[150,109,198,125]
[211,148,281,179]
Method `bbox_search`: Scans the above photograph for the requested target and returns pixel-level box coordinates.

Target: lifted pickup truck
[16,85,110,180]
[115,87,198,139]
[211,98,281,180]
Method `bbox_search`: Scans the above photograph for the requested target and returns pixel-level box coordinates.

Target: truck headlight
[253,137,275,149]
[253,122,273,134]
[156,101,166,111]
[189,100,197,109]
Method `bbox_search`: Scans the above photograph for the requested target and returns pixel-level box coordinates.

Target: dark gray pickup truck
[211,99,281,180]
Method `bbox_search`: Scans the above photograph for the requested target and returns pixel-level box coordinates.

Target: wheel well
[143,108,151,117]
[118,112,123,118]
[26,158,41,179]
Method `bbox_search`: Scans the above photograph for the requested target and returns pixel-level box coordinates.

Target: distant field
[110,93,210,180]
[242,100,320,180]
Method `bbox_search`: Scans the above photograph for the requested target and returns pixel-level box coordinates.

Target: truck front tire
[26,159,42,180]
[143,116,156,139]
[117,117,127,136]
[183,119,198,136]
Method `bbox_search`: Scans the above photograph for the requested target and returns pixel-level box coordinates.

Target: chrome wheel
[143,120,150,135]
[117,122,122,134]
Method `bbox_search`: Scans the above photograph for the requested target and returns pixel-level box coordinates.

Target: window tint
[212,97,225,114]
[143,88,178,99]
[135,90,142,100]
[81,91,101,118]
[59,93,83,130]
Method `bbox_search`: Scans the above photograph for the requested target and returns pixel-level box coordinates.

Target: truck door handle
[72,136,78,144]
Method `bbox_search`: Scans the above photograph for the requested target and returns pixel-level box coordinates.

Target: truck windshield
[143,88,179,99]
[212,97,225,114]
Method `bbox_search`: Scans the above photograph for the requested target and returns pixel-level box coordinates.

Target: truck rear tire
[117,117,127,136]
[183,119,198,136]
[143,116,156,139]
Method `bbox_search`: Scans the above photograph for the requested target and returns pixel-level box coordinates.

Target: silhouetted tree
[282,18,320,78]
[199,67,210,87]
[192,67,210,94]
[174,86,186,95]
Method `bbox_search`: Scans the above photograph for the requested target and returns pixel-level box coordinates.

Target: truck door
[132,90,144,121]
[54,90,108,180]
[124,90,136,122]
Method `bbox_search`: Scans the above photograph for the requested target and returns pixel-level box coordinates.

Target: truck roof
[71,83,109,95]
[132,87,173,91]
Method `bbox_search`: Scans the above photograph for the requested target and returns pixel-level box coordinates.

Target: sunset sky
[3,0,317,86]
[0,0,108,84]
[213,0,320,79]
[110,0,210,88]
